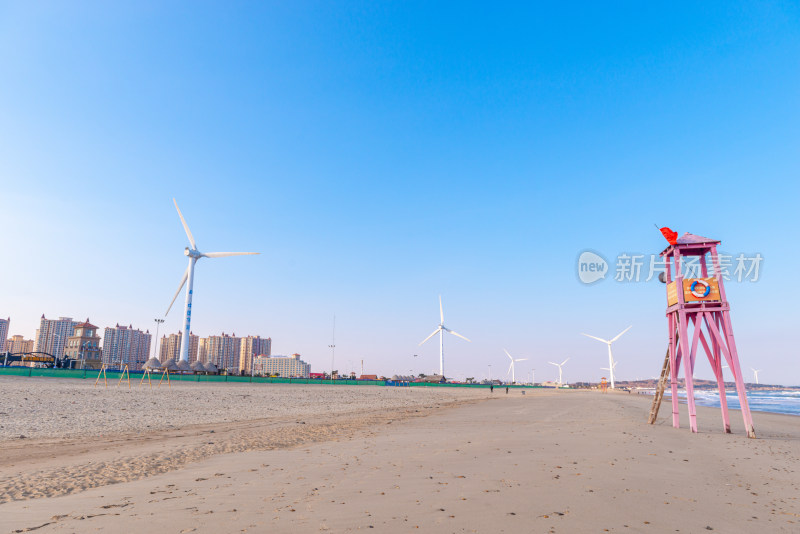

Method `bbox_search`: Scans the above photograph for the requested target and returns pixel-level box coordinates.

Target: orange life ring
[690,279,711,298]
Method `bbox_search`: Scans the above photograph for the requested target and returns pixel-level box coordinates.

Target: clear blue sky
[2,2,799,384]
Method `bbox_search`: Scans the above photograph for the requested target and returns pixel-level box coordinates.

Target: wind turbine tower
[581,326,632,389]
[601,360,618,383]
[504,349,528,384]
[751,368,762,385]
[165,199,259,362]
[548,358,569,386]
[419,295,470,378]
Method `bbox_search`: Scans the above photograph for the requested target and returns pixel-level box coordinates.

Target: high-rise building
[239,335,272,374]
[65,319,102,369]
[253,353,310,378]
[197,337,207,363]
[6,335,34,354]
[159,331,199,363]
[0,317,9,352]
[203,333,241,373]
[34,316,78,359]
[102,324,152,369]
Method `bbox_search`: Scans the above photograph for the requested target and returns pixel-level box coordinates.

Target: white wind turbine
[601,360,618,382]
[165,199,259,363]
[751,368,762,385]
[581,325,632,389]
[548,358,569,386]
[419,295,470,378]
[504,349,528,384]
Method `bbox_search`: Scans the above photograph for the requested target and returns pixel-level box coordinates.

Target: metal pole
[329,314,336,382]
[153,318,164,363]
[53,334,60,369]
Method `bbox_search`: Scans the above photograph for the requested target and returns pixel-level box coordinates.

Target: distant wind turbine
[548,358,570,386]
[581,325,632,389]
[504,349,528,384]
[751,368,762,385]
[601,360,618,382]
[418,295,470,378]
[165,199,259,363]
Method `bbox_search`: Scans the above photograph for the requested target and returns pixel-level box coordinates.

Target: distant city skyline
[2,3,798,384]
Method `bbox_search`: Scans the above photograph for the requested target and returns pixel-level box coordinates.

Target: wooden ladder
[648,336,676,424]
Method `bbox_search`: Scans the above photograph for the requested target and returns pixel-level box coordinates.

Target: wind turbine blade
[548,362,559,366]
[173,198,197,250]
[419,328,441,346]
[165,267,189,316]
[561,358,570,366]
[610,325,633,343]
[507,362,513,375]
[447,330,471,342]
[581,333,609,344]
[439,295,444,324]
[203,252,260,258]
[515,358,529,362]
[504,349,513,361]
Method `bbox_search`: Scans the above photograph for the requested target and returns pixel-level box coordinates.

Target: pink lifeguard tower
[654,232,756,438]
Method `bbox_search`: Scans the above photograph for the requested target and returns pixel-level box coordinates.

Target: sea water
[680,390,800,416]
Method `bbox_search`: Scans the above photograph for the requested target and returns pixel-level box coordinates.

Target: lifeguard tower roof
[661,232,721,255]
[675,232,719,245]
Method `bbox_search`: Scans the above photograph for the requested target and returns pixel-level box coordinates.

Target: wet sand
[1,379,799,533]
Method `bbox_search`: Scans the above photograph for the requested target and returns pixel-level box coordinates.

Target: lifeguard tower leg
[681,312,699,433]
[703,314,731,433]
[668,314,680,429]
[721,316,756,438]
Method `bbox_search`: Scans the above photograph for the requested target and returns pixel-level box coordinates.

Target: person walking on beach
[505,386,509,394]
[490,384,494,393]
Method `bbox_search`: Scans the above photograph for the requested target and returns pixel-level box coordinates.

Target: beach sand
[1,378,799,533]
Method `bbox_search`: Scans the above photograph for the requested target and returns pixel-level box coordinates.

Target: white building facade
[102,324,152,368]
[239,335,272,374]
[253,354,310,378]
[0,317,9,352]
[160,332,199,363]
[203,333,241,373]
[34,316,78,359]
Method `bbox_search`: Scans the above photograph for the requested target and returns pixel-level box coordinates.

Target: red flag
[659,227,678,245]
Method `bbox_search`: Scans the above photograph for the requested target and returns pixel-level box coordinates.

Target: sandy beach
[1,378,799,533]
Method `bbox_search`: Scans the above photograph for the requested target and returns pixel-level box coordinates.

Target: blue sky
[2,2,799,384]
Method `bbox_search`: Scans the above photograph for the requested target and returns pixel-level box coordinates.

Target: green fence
[0,367,543,388]
[0,368,393,386]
